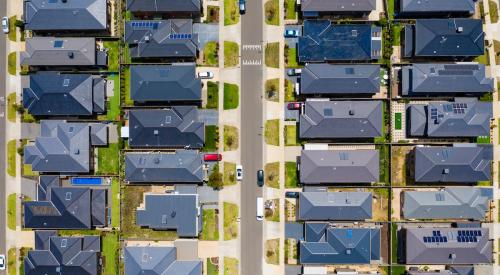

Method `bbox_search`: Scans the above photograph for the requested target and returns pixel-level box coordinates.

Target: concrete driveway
[199,109,218,125]
[194,23,219,49]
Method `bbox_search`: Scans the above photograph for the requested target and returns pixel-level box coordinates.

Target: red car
[204,154,222,161]
[287,102,302,110]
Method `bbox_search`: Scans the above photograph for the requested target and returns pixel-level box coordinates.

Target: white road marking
[242,59,262,65]
[242,44,262,51]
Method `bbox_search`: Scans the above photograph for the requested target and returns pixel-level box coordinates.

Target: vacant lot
[265,119,280,146]
[265,162,280,188]
[224,202,239,240]
[391,146,414,186]
[224,125,239,151]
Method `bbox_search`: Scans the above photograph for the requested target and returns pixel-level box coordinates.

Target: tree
[207,164,223,190]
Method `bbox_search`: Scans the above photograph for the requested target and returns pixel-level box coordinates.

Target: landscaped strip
[8,52,16,76]
[203,41,219,67]
[265,42,280,68]
[224,0,240,25]
[285,162,298,188]
[206,81,219,109]
[205,125,219,151]
[223,162,237,186]
[265,119,280,146]
[7,140,16,177]
[111,178,120,228]
[284,125,298,146]
[223,83,239,110]
[7,247,15,275]
[265,78,279,101]
[7,93,16,123]
[224,125,239,151]
[224,41,239,67]
[7,193,16,230]
[223,202,239,240]
[265,239,280,264]
[265,0,279,25]
[284,0,297,19]
[264,162,280,188]
[224,257,239,275]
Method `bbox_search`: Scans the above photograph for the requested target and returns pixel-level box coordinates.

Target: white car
[0,254,5,270]
[236,165,243,181]
[287,68,302,76]
[2,17,9,34]
[198,71,214,79]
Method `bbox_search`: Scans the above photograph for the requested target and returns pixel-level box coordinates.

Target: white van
[256,197,263,221]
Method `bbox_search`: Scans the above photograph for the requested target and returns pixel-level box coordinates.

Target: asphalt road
[239,0,265,274]
[0,0,7,272]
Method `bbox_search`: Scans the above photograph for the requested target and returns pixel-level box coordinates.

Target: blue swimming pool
[71,177,103,185]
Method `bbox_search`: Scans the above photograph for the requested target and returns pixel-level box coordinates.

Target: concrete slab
[21,123,40,140]
[285,222,304,239]
[199,109,219,125]
[174,239,199,261]
[21,177,37,200]
[194,23,219,49]
[198,185,219,204]
[285,265,302,275]
[284,105,299,121]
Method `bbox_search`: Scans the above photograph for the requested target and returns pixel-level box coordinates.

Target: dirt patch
[285,199,297,222]
[391,146,414,186]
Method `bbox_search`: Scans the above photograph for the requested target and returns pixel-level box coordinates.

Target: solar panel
[53,40,64,48]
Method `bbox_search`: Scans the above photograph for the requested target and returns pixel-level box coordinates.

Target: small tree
[207,164,223,190]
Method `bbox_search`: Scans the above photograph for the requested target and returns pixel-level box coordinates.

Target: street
[0,0,7,273]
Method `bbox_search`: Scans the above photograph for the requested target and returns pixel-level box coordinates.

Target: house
[24,0,108,31]
[300,100,383,139]
[24,177,107,229]
[124,245,202,275]
[21,37,108,67]
[399,0,475,17]
[404,19,484,58]
[130,64,201,103]
[25,231,101,275]
[300,0,376,17]
[401,63,494,96]
[300,223,381,264]
[128,107,204,148]
[24,121,108,173]
[407,98,492,138]
[300,149,380,184]
[402,187,493,220]
[405,227,492,264]
[414,144,493,183]
[299,191,372,220]
[298,20,382,62]
[300,64,380,96]
[136,186,201,237]
[126,0,201,17]
[124,19,198,59]
[22,72,106,116]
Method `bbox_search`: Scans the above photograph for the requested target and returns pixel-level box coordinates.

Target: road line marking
[242,59,262,65]
[242,44,262,51]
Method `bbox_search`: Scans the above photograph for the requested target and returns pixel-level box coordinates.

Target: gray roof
[301,0,376,12]
[403,187,493,220]
[125,20,198,59]
[414,145,493,183]
[136,192,201,237]
[408,98,492,137]
[300,64,380,95]
[37,176,60,201]
[408,266,474,275]
[300,100,383,139]
[130,64,201,102]
[128,107,205,148]
[90,123,108,146]
[124,246,202,275]
[300,149,379,184]
[25,232,101,275]
[400,0,475,14]
[300,223,381,264]
[125,151,204,183]
[24,0,108,31]
[23,72,106,116]
[405,227,492,264]
[21,37,98,66]
[401,63,494,96]
[127,0,201,13]
[298,191,372,220]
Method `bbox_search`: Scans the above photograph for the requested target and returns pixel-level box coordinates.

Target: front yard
[285,162,298,188]
[200,209,219,241]
[204,125,219,151]
[224,41,239,67]
[284,125,299,146]
[223,202,239,240]
[202,41,219,67]
[265,119,280,146]
[223,83,239,110]
[111,178,120,228]
[206,81,219,109]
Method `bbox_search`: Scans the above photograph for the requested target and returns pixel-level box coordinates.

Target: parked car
[287,102,301,110]
[1,17,8,34]
[239,0,246,14]
[287,68,302,76]
[204,153,222,161]
[284,29,299,37]
[285,192,299,198]
[0,254,5,270]
[257,170,264,187]
[236,165,243,181]
[198,71,214,79]
[294,82,300,95]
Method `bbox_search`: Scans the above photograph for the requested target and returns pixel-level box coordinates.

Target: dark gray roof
[300,100,383,139]
[24,0,107,31]
[405,227,492,264]
[403,187,492,220]
[300,64,380,95]
[90,123,108,146]
[125,151,204,183]
[37,176,60,201]
[299,191,372,220]
[127,0,201,13]
[408,266,474,275]
[300,223,381,264]
[408,98,492,137]
[400,0,475,14]
[23,72,106,116]
[128,107,205,148]
[125,20,198,59]
[124,246,202,275]
[300,149,379,184]
[21,37,99,66]
[301,0,376,12]
[136,192,201,237]
[414,145,493,183]
[401,63,494,96]
[25,232,101,275]
[130,64,201,102]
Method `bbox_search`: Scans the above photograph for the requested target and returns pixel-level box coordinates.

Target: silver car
[0,254,5,270]
[2,17,9,34]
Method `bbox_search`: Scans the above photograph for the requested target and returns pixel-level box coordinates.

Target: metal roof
[400,0,475,14]
[301,0,376,12]
[124,246,202,275]
[21,37,97,66]
[127,0,201,13]
[408,266,474,275]
[299,191,372,220]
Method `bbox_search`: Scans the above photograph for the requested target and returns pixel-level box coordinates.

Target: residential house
[126,0,201,17]
[298,20,382,62]
[298,191,372,220]
[300,0,376,17]
[300,149,380,184]
[407,267,474,275]
[399,0,476,17]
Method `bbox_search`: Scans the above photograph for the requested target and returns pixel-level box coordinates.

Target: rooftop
[301,0,376,12]
[124,246,202,275]
[400,0,475,15]
[299,191,372,220]
[127,0,201,13]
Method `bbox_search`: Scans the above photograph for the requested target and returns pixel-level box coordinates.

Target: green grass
[394,113,402,130]
[207,258,219,275]
[224,0,240,25]
[106,74,120,120]
[391,223,398,264]
[285,0,297,19]
[477,135,491,144]
[224,202,239,240]
[224,125,239,151]
[224,257,239,275]
[103,41,119,72]
[474,48,490,65]
[285,47,299,68]
[265,78,279,102]
[265,42,280,68]
[387,0,395,20]
[206,81,219,109]
[391,266,406,275]
[111,178,120,228]
[7,194,16,230]
[19,247,31,275]
[285,79,296,102]
[208,163,223,189]
[7,140,16,177]
[265,162,280,189]
[265,119,280,146]
[285,125,298,146]
[8,247,15,275]
[8,52,16,76]
[494,41,500,64]
[490,0,499,23]
[392,24,402,46]
[224,162,237,186]
[477,180,493,186]
[97,143,120,175]
[200,209,219,241]
[204,125,219,151]
[123,67,133,106]
[8,16,16,42]
[265,200,280,222]
[224,41,239,67]
[378,145,390,185]
[223,83,239,110]
[206,6,220,23]
[265,0,279,25]
[22,164,37,177]
[7,93,16,123]
[285,162,298,188]
[102,232,119,275]
[203,41,219,67]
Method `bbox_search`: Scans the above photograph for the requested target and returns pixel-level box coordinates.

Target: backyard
[105,74,121,121]
[103,41,120,72]
[391,146,413,186]
[102,232,119,275]
[97,143,120,175]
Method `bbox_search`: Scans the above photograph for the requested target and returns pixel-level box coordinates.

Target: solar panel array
[130,21,160,29]
[452,103,468,114]
[430,108,444,120]
[168,34,193,39]
[423,231,448,243]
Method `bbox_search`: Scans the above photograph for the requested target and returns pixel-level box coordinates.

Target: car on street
[239,0,246,14]
[0,254,5,270]
[287,68,302,76]
[256,197,263,221]
[285,192,299,198]
[287,102,301,110]
[236,165,243,181]
[257,170,264,187]
[2,17,9,34]
[204,153,222,161]
[284,29,299,37]
[198,71,214,79]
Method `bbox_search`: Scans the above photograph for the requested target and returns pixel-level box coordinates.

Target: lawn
[7,140,16,177]
[224,41,239,67]
[111,178,120,228]
[394,113,402,130]
[206,81,219,109]
[23,163,38,177]
[494,40,500,64]
[206,6,220,23]
[102,232,119,275]
[224,125,239,151]
[203,41,219,67]
[224,83,239,110]
[391,223,398,264]
[477,135,490,144]
[223,202,239,240]
[204,125,219,151]
[285,46,299,68]
[490,0,499,23]
[208,163,223,189]
[7,193,16,230]
[8,247,15,275]
[265,119,280,146]
[207,258,219,275]
[265,239,280,265]
[285,79,296,102]
[265,78,279,101]
[224,257,239,275]
[285,162,298,188]
[200,209,219,241]
[105,74,120,120]
[8,52,16,76]
[265,0,279,25]
[123,67,133,106]
[392,24,402,46]
[8,16,16,42]
[7,93,16,123]
[224,0,239,25]
[265,42,280,68]
[387,0,395,20]
[265,162,280,189]
[284,0,297,19]
[97,143,120,175]
[474,48,490,65]
[224,162,237,186]
[103,41,120,72]
[285,125,298,146]
[377,145,390,185]
[265,199,280,222]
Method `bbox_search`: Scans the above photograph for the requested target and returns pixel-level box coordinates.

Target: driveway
[198,185,219,204]
[284,25,301,48]
[21,123,40,140]
[199,109,218,125]
[285,222,304,240]
[194,23,219,49]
